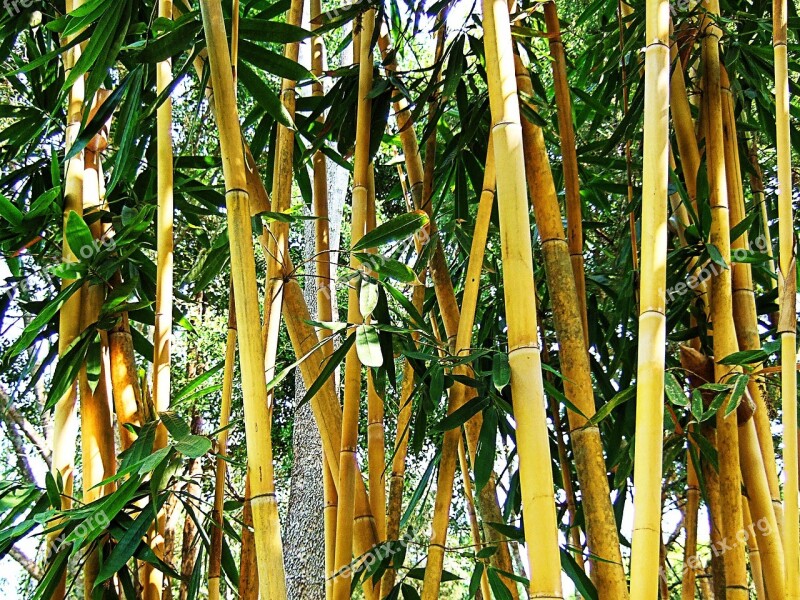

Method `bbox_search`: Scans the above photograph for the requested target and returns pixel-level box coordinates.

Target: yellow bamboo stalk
[681,436,701,600]
[746,141,777,291]
[332,13,375,599]
[209,294,236,600]
[482,0,562,596]
[198,2,287,597]
[80,143,117,599]
[239,477,259,600]
[379,29,519,594]
[514,44,629,599]
[774,0,799,596]
[543,1,588,345]
[109,312,142,451]
[365,167,387,545]
[743,498,768,600]
[701,3,748,597]
[458,437,493,600]
[142,2,176,596]
[50,2,86,596]
[628,1,670,598]
[721,65,786,600]
[153,0,174,455]
[382,282,424,597]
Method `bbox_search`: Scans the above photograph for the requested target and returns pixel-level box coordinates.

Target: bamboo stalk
[628,1,670,598]
[309,2,337,596]
[513,42,629,600]
[543,0,588,345]
[458,437,493,600]
[143,2,176,597]
[721,65,786,599]
[701,3,749,597]
[774,0,799,596]
[209,293,236,600]
[80,143,117,600]
[332,12,374,599]
[50,2,86,596]
[239,477,259,600]
[483,0,562,596]
[743,498,768,600]
[198,2,287,597]
[382,283,424,597]
[379,28,520,594]
[681,434,701,600]
[109,312,143,451]
[746,141,778,292]
[366,167,387,545]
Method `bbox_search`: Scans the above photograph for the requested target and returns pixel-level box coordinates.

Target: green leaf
[238,63,294,128]
[238,40,314,82]
[561,547,598,600]
[475,406,497,492]
[160,411,191,440]
[360,278,379,320]
[352,211,429,251]
[487,568,514,600]
[588,386,636,426]
[664,372,688,407]
[301,334,356,408]
[725,373,750,417]
[0,193,23,226]
[435,395,490,431]
[136,18,201,63]
[95,493,165,586]
[175,436,212,458]
[355,253,418,283]
[718,349,769,366]
[356,324,383,368]
[65,211,96,261]
[706,243,728,270]
[492,353,510,391]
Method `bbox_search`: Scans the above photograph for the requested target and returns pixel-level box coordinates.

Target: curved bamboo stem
[702,3,748,597]
[773,0,799,596]
[198,1,287,597]
[629,1,670,598]
[483,0,562,596]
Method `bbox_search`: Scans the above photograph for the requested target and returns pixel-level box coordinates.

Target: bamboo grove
[0,0,797,599]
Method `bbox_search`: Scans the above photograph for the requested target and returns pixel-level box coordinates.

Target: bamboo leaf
[352,211,429,251]
[356,324,383,367]
[475,406,498,492]
[492,353,510,391]
[664,372,688,407]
